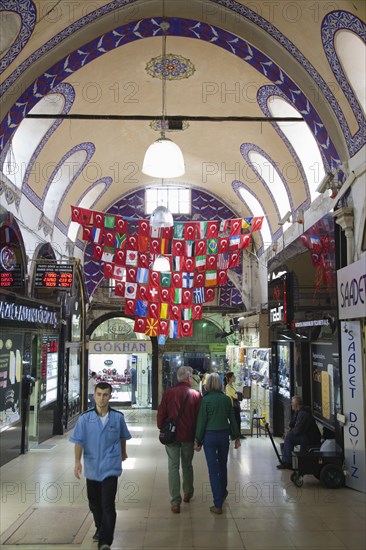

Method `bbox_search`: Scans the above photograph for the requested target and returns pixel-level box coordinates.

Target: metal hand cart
[265,423,345,488]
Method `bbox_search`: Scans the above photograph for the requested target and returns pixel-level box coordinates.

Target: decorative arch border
[0,17,340,170]
[240,143,292,222]
[321,11,366,157]
[0,0,36,74]
[19,83,75,198]
[257,86,320,202]
[43,142,96,221]
[232,179,278,256]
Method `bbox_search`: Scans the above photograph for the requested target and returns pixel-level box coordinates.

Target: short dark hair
[95,382,112,393]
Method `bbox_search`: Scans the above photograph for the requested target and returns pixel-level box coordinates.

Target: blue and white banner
[341,321,365,492]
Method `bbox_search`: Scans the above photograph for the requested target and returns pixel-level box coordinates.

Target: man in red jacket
[157,366,201,513]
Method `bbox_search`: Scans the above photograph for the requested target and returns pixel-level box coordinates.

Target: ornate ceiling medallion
[146,53,195,80]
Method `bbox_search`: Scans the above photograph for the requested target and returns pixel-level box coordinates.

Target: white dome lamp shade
[152,255,171,272]
[142,137,185,178]
[150,205,174,228]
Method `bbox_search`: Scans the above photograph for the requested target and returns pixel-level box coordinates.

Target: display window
[0,333,22,429]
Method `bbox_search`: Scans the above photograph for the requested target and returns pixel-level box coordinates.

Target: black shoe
[98,543,111,550]
[240,435,246,439]
[276,463,292,470]
[93,530,100,541]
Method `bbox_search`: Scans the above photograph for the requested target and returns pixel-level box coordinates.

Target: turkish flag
[126,235,137,250]
[192,304,203,319]
[241,234,251,249]
[172,240,185,256]
[138,219,150,236]
[126,267,137,282]
[230,218,242,235]
[148,302,159,319]
[114,281,125,297]
[93,211,105,228]
[217,269,228,286]
[170,304,181,320]
[138,252,150,268]
[205,288,216,302]
[160,226,173,239]
[251,216,264,232]
[182,289,193,305]
[180,320,193,337]
[104,263,114,279]
[149,238,161,254]
[138,235,149,252]
[104,229,116,247]
[184,257,195,271]
[82,226,92,242]
[219,237,229,252]
[228,251,240,267]
[115,215,127,233]
[194,272,205,287]
[195,239,206,255]
[160,287,171,302]
[207,221,219,238]
[184,222,198,240]
[206,255,218,270]
[93,243,103,260]
[134,317,147,333]
[149,270,160,287]
[125,299,136,315]
[159,319,169,335]
[115,249,126,266]
[172,272,182,288]
[137,284,148,300]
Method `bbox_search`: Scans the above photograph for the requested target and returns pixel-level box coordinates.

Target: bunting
[71,206,263,341]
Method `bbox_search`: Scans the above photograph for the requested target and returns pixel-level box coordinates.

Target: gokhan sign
[89,341,152,354]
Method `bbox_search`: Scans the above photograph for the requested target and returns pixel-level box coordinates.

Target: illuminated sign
[35,263,74,289]
[0,266,22,288]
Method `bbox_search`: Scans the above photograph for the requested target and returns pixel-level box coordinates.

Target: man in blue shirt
[70,382,131,550]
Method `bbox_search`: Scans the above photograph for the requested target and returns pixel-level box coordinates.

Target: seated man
[277,395,321,469]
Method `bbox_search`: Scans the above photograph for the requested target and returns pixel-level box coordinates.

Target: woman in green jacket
[194,373,241,514]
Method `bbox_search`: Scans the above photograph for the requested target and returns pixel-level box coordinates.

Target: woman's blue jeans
[203,429,230,508]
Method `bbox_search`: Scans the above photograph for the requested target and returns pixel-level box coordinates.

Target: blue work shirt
[70,407,131,481]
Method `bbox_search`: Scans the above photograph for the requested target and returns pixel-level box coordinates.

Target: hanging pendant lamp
[142,21,185,179]
[150,204,174,228]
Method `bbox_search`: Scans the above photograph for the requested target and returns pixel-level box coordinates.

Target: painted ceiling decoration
[145,53,195,80]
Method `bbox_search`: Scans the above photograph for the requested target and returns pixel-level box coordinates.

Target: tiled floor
[0,408,365,549]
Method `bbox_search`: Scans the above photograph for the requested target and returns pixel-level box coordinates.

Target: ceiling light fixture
[152,255,171,272]
[142,20,185,179]
[150,204,173,228]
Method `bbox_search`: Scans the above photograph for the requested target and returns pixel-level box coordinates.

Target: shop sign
[209,344,227,353]
[0,299,58,328]
[341,321,366,492]
[337,258,366,320]
[90,340,152,354]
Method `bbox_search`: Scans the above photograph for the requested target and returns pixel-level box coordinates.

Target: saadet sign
[337,258,366,320]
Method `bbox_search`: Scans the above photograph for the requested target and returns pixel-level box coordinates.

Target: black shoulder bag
[159,390,191,445]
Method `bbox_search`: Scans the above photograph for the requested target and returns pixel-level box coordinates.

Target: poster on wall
[311,342,340,427]
[0,333,22,429]
[40,336,58,407]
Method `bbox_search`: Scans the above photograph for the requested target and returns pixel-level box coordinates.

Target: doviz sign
[35,263,74,289]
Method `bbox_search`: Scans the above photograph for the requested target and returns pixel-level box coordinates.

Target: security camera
[278,211,292,225]
[316,172,334,193]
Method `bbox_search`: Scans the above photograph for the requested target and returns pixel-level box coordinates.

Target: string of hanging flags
[71,206,264,342]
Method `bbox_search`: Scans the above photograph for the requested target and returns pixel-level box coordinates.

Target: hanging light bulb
[142,20,185,179]
[152,255,171,272]
[150,205,173,228]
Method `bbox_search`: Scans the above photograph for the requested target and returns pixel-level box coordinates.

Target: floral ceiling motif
[145,53,195,80]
